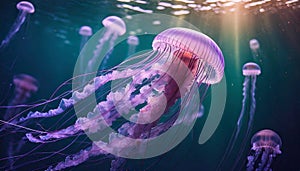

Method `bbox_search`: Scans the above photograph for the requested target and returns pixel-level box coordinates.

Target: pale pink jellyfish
[89,16,126,73]
[0,1,35,50]
[11,27,224,171]
[126,35,139,57]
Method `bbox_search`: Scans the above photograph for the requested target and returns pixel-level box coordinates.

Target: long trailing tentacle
[217,76,250,170]
[233,75,257,170]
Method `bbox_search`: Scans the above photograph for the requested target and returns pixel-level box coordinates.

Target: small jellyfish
[249,39,260,61]
[3,74,39,122]
[246,129,282,171]
[218,62,261,169]
[2,74,38,170]
[0,1,35,50]
[86,16,126,81]
[79,26,93,51]
[126,35,139,57]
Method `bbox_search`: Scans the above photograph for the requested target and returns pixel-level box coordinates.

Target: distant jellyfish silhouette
[0,1,35,50]
[79,26,93,51]
[249,39,261,61]
[126,35,139,57]
[2,74,38,170]
[247,129,282,171]
[11,27,224,171]
[218,62,261,169]
[4,74,39,122]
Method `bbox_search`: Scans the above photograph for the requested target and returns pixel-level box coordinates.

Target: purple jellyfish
[89,16,126,73]
[247,129,282,171]
[218,62,261,169]
[79,26,93,51]
[10,27,224,171]
[126,35,139,57]
[1,74,38,170]
[0,1,35,50]
[3,74,39,123]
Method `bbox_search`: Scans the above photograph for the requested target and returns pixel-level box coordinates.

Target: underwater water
[0,0,299,170]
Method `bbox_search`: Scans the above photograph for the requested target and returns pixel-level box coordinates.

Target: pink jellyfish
[9,27,224,171]
[0,1,35,50]
[247,129,282,171]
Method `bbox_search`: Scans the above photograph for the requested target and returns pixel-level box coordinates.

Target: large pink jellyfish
[10,27,224,170]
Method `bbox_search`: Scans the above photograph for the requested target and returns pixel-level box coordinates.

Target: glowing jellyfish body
[218,62,261,169]
[0,1,35,50]
[79,26,93,51]
[126,35,139,57]
[11,27,224,170]
[2,74,38,170]
[247,129,282,171]
[249,39,261,61]
[90,16,126,73]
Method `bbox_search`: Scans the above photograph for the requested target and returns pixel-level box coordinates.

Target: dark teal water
[0,0,299,170]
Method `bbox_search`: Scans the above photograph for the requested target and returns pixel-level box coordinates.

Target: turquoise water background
[0,0,299,170]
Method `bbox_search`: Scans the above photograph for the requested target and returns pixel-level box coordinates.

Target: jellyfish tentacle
[217,76,250,169]
[26,69,165,143]
[46,143,110,171]
[246,148,263,171]
[19,68,140,122]
[233,75,258,169]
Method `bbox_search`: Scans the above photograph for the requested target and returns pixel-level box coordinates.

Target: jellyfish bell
[127,35,139,46]
[242,62,261,76]
[102,16,126,36]
[249,39,260,51]
[13,74,39,94]
[16,1,35,14]
[79,26,93,37]
[251,129,282,154]
[152,27,224,84]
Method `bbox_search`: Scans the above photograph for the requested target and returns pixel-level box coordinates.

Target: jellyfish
[246,129,282,171]
[3,74,39,123]
[126,35,139,57]
[79,26,93,51]
[1,74,38,170]
[0,1,35,50]
[249,39,260,61]
[90,16,126,73]
[6,27,224,170]
[218,62,261,170]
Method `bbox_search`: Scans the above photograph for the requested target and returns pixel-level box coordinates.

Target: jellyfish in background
[249,39,261,62]
[78,26,93,81]
[126,35,139,57]
[79,26,93,51]
[247,129,282,171]
[218,62,261,170]
[3,74,39,123]
[8,27,224,170]
[89,16,126,73]
[0,1,35,50]
[1,74,38,170]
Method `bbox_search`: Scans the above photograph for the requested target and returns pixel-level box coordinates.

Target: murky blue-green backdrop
[0,0,299,170]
